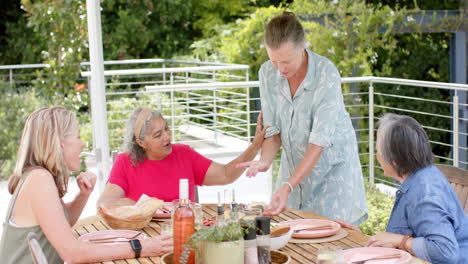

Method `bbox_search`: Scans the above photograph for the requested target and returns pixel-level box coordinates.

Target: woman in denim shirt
[363,113,468,263]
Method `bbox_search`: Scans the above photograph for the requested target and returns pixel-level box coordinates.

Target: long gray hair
[123,107,162,166]
[377,113,433,177]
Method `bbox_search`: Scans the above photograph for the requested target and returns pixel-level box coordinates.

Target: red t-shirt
[108,144,212,202]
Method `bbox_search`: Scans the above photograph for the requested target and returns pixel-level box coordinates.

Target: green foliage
[191,222,244,243]
[23,0,88,104]
[0,4,45,64]
[372,33,451,157]
[0,89,46,179]
[359,180,395,236]
[365,0,460,10]
[190,0,402,80]
[294,0,401,78]
[191,6,282,78]
[191,0,250,37]
[101,0,196,60]
[179,222,247,264]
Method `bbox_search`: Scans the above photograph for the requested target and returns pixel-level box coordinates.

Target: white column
[86,0,111,191]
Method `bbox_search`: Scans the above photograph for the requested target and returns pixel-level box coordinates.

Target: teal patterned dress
[260,49,368,224]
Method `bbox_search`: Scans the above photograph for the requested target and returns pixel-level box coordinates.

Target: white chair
[27,232,48,264]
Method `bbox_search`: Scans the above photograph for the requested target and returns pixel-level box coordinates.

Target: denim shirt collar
[397,167,425,194]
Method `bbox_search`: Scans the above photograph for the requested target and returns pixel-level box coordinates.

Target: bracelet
[398,234,412,251]
[283,182,294,193]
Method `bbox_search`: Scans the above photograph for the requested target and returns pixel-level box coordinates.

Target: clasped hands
[334,220,409,249]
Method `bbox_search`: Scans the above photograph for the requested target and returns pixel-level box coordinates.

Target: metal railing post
[170,73,175,140]
[454,93,459,167]
[163,62,166,85]
[9,69,13,91]
[246,85,251,142]
[171,89,175,140]
[369,82,375,184]
[213,88,218,143]
[185,71,189,124]
[246,69,251,142]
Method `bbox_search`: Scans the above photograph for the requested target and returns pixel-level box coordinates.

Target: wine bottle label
[179,179,189,200]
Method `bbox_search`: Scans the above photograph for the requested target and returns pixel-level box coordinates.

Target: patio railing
[2,60,467,187]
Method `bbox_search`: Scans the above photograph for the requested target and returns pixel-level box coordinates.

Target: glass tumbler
[316,248,345,264]
[192,202,203,229]
[159,221,172,236]
[240,207,262,222]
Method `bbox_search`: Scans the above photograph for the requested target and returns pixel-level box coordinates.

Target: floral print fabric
[259,49,368,224]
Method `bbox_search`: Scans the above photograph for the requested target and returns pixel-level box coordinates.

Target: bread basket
[98,205,155,230]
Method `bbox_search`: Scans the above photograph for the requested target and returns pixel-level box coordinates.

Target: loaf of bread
[103,194,164,219]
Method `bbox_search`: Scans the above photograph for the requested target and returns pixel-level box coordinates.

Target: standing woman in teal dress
[238,12,368,224]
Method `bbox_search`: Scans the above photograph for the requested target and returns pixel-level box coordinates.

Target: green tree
[22,0,88,105]
[0,89,46,179]
[100,0,196,60]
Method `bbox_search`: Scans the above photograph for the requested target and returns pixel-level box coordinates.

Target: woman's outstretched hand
[235,112,270,177]
[263,184,290,216]
[235,160,270,177]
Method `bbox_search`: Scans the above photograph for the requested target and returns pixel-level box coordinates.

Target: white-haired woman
[0,107,172,264]
[237,12,367,224]
[338,113,468,264]
[97,107,267,206]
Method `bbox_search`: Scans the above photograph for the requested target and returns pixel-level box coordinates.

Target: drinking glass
[223,189,233,204]
[192,202,203,229]
[316,248,345,264]
[171,199,180,222]
[240,207,262,222]
[159,221,172,236]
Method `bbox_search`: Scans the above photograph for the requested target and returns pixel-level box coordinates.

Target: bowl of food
[270,223,293,250]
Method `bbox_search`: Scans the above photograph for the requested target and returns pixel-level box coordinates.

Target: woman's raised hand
[252,111,269,147]
[76,172,97,196]
[235,111,270,177]
[142,233,173,257]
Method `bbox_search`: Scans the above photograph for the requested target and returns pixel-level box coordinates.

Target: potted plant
[180,222,246,264]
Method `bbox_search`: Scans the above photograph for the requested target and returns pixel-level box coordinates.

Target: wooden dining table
[73,204,429,264]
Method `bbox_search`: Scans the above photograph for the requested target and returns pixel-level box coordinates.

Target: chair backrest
[436,164,468,214]
[27,232,48,264]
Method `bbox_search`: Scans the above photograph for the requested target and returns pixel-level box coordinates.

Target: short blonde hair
[264,11,305,49]
[8,106,78,197]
